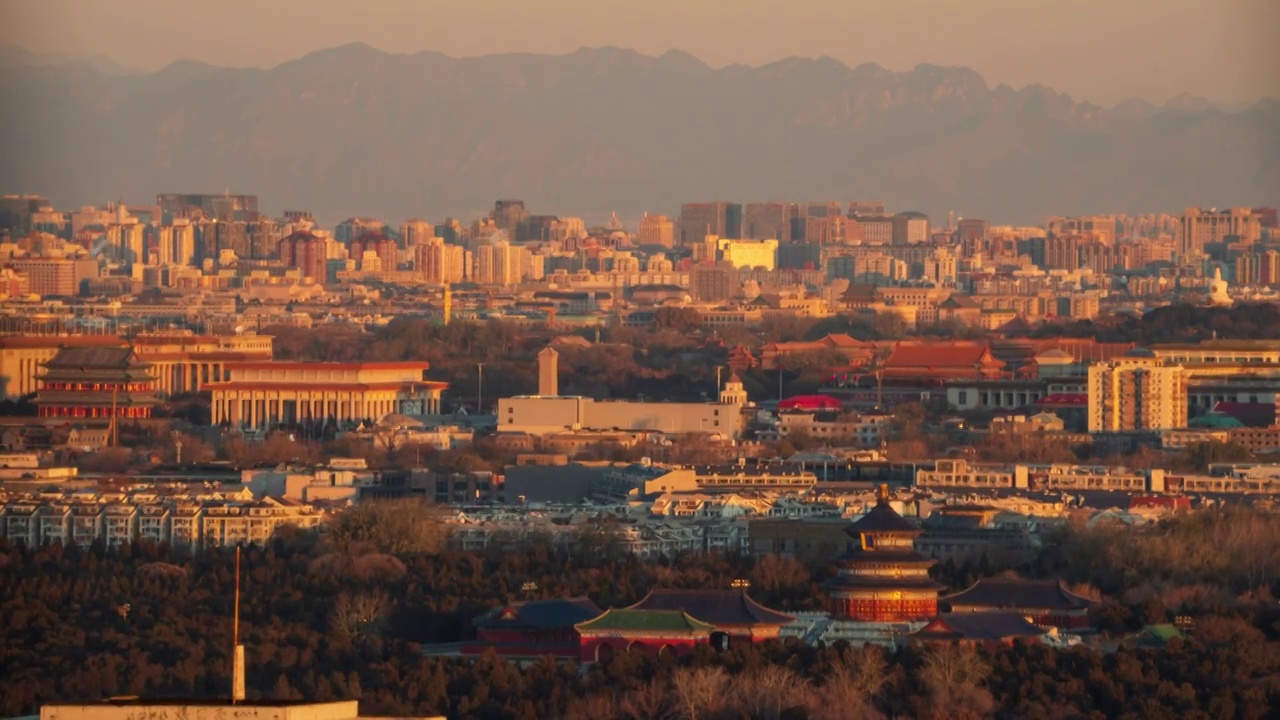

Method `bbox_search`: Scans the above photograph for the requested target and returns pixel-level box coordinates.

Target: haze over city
[3,0,1278,107]
[1,2,1280,720]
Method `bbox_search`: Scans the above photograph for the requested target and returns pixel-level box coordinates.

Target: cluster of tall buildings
[0,193,1276,336]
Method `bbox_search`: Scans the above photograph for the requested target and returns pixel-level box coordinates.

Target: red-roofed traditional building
[778,395,844,411]
[881,341,1005,382]
[760,334,876,370]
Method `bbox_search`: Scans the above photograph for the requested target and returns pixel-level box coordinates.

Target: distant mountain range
[0,43,1276,225]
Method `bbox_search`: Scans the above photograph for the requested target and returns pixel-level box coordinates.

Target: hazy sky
[2,0,1278,107]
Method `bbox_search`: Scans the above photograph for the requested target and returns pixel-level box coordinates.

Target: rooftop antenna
[231,546,245,703]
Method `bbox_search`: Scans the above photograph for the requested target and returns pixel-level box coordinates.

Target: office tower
[156,221,196,266]
[1179,207,1262,258]
[247,220,283,260]
[858,216,894,245]
[334,218,386,244]
[516,215,559,242]
[0,194,50,237]
[156,193,258,222]
[805,215,864,246]
[197,219,250,260]
[957,218,988,245]
[493,200,527,232]
[108,222,146,267]
[744,202,801,242]
[891,212,930,245]
[401,218,433,248]
[848,201,887,217]
[679,202,742,244]
[5,258,75,296]
[637,213,675,247]
[1087,353,1188,432]
[414,237,466,284]
[717,238,778,270]
[806,202,843,219]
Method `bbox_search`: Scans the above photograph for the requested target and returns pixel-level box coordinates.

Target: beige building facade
[207,361,447,429]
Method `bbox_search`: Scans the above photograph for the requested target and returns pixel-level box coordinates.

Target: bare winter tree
[330,589,390,645]
[730,666,813,720]
[918,643,995,720]
[620,678,677,720]
[670,666,729,720]
[813,645,890,720]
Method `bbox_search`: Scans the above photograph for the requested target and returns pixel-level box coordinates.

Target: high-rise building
[278,230,330,284]
[857,216,894,245]
[1261,250,1280,286]
[335,218,386,244]
[247,219,283,260]
[155,220,196,266]
[415,237,466,284]
[156,193,258,221]
[108,222,146,267]
[957,218,988,245]
[691,261,738,302]
[805,215,863,246]
[349,233,399,270]
[401,218,434,248]
[743,202,796,242]
[493,200,528,232]
[679,202,742,244]
[1087,352,1188,433]
[891,212,930,245]
[717,238,778,270]
[0,194,51,237]
[1179,207,1262,258]
[636,213,675,247]
[474,240,527,285]
[6,258,76,296]
[848,201,887,217]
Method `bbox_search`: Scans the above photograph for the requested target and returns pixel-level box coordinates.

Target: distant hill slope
[1,43,1276,223]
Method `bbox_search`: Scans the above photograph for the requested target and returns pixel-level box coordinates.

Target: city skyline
[1,0,1278,108]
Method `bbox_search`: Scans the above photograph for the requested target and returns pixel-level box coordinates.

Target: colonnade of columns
[211,388,443,429]
[148,361,228,397]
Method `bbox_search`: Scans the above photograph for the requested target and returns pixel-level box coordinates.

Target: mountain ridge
[0,44,1275,224]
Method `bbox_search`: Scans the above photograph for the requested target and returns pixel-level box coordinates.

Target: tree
[917,644,994,720]
[670,666,728,720]
[331,589,390,644]
[730,666,812,720]
[324,498,450,556]
[652,307,702,333]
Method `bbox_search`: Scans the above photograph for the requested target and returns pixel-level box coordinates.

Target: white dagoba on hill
[1207,266,1232,306]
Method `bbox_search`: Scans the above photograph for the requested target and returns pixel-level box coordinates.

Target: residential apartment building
[1179,207,1263,257]
[1087,351,1188,432]
[0,493,325,551]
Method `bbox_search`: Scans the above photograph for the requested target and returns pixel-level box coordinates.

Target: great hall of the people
[0,332,445,430]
